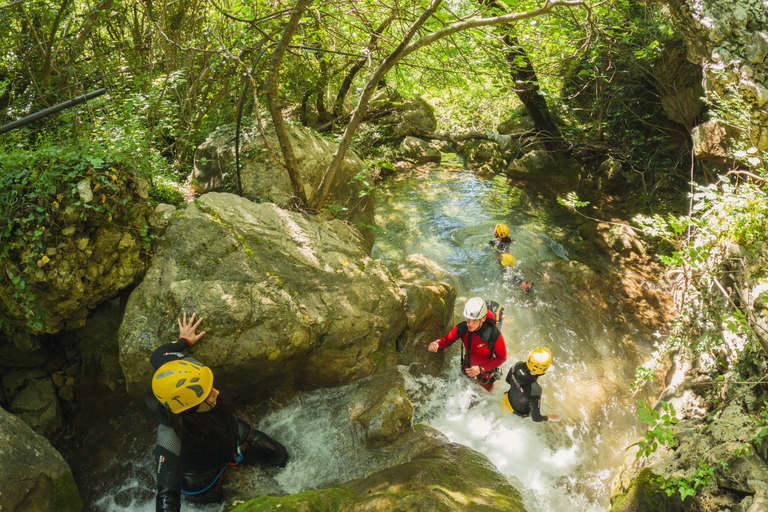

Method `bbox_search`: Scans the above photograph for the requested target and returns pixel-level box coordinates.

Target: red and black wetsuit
[434,311,507,391]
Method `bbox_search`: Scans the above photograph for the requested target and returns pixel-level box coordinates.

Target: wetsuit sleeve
[529,383,548,422]
[150,339,193,369]
[483,333,507,371]
[435,324,460,348]
[155,423,183,511]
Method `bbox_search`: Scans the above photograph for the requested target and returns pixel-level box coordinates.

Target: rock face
[392,254,457,378]
[118,192,408,399]
[0,177,151,346]
[609,370,768,511]
[190,121,375,249]
[0,406,82,512]
[665,0,768,155]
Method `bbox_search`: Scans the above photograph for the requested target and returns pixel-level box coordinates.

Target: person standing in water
[489,223,533,293]
[503,347,559,422]
[146,312,289,511]
[428,297,507,391]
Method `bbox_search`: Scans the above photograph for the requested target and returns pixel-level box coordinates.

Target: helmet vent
[175,378,187,388]
[186,384,205,397]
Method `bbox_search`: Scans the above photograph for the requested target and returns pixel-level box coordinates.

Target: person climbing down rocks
[503,347,559,422]
[428,297,507,391]
[145,312,289,511]
[489,223,534,294]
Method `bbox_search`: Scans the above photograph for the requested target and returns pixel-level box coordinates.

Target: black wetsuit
[505,360,548,422]
[489,238,512,253]
[146,339,288,511]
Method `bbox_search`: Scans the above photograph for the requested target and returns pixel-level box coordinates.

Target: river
[63,165,659,512]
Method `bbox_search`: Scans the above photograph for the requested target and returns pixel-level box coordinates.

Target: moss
[609,467,681,512]
[369,343,396,370]
[230,485,356,511]
[53,470,83,512]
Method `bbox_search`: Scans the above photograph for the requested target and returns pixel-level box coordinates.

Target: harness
[455,317,503,385]
[181,448,243,496]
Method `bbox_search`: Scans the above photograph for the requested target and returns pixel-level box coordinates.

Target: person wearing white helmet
[502,347,559,422]
[428,297,507,391]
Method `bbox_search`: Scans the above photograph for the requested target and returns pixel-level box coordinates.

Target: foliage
[0,138,150,333]
[558,0,689,203]
[629,175,768,386]
[658,460,726,501]
[636,400,678,458]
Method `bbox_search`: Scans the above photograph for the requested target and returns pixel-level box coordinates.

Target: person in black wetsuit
[145,312,289,511]
[503,347,559,422]
[489,223,533,293]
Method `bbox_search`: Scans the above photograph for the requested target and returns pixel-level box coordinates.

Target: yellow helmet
[526,347,552,375]
[499,253,516,266]
[495,224,510,238]
[152,360,213,413]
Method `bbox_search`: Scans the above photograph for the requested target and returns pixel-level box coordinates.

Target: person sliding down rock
[428,297,507,391]
[489,223,534,294]
[503,347,560,422]
[145,312,289,511]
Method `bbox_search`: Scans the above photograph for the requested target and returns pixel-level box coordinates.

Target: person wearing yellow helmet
[428,297,508,391]
[145,312,289,511]
[488,223,534,294]
[502,347,559,422]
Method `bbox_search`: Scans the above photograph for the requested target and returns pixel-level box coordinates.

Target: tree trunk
[332,14,394,119]
[504,33,563,148]
[265,0,313,206]
[480,0,563,149]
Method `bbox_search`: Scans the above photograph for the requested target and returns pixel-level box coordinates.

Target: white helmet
[463,297,487,320]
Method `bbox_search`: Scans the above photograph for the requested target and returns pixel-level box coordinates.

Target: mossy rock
[609,467,684,512]
[231,443,527,512]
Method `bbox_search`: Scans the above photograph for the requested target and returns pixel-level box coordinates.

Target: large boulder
[458,140,506,175]
[0,176,151,346]
[506,151,584,181]
[230,441,527,512]
[118,193,408,399]
[367,88,438,139]
[190,121,375,250]
[398,136,441,165]
[497,108,536,136]
[392,254,457,377]
[0,406,82,512]
[691,119,741,166]
[8,376,62,436]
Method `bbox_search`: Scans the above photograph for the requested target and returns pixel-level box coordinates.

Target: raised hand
[178,312,206,345]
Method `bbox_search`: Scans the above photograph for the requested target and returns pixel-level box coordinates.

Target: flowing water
[368,165,656,512]
[63,165,658,512]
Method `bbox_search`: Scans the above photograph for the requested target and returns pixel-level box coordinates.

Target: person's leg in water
[237,420,290,468]
[506,271,534,293]
[181,470,225,505]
